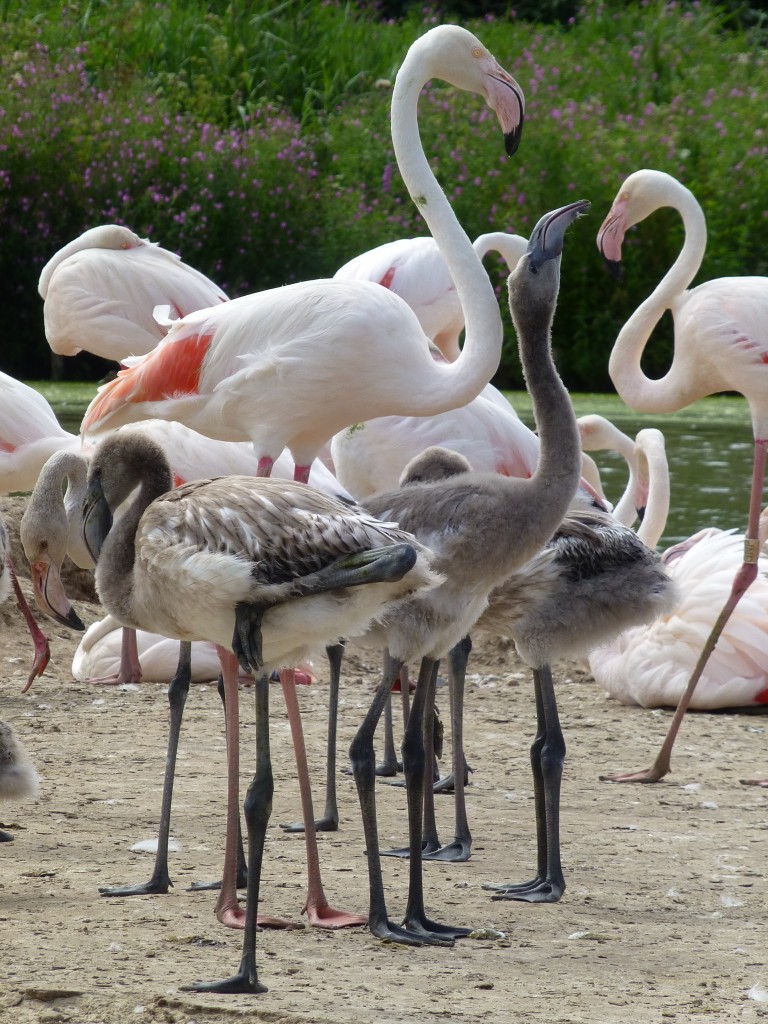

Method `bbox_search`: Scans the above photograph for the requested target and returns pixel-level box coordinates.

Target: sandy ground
[2,494,768,1024]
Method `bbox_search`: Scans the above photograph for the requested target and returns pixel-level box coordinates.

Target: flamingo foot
[375,757,402,777]
[184,969,267,995]
[99,871,172,897]
[380,838,440,859]
[740,777,768,787]
[422,836,472,862]
[401,909,471,942]
[599,762,668,784]
[489,878,564,903]
[280,814,339,834]
[0,829,14,842]
[368,914,452,947]
[303,899,367,929]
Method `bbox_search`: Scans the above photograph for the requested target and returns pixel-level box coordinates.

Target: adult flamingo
[39,224,228,364]
[81,429,438,993]
[80,25,525,484]
[597,167,768,783]
[0,372,83,495]
[334,230,528,362]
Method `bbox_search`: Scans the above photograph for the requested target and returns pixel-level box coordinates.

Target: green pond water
[38,382,755,552]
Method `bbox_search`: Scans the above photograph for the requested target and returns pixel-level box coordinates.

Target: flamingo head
[597,168,680,278]
[524,199,591,275]
[20,502,85,631]
[414,26,525,156]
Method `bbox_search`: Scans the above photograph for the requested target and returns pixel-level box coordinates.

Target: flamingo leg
[350,651,430,945]
[602,438,768,784]
[486,664,566,903]
[188,672,248,893]
[432,638,473,795]
[85,626,143,686]
[187,670,271,995]
[8,557,50,692]
[281,642,344,833]
[424,635,473,862]
[100,642,192,897]
[278,667,365,928]
[376,688,401,776]
[401,656,470,941]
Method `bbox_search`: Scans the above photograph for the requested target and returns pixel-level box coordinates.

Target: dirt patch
[1,495,767,1024]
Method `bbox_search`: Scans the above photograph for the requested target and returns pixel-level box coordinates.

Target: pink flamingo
[582,426,768,762]
[79,26,524,486]
[597,167,768,782]
[39,224,227,364]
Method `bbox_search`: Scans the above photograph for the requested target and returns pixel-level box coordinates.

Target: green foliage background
[1,0,767,389]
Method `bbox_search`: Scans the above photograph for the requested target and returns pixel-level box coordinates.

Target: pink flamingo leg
[213,648,294,930]
[278,668,366,928]
[293,465,312,484]
[8,557,50,693]
[86,627,144,686]
[256,456,273,477]
[602,439,768,784]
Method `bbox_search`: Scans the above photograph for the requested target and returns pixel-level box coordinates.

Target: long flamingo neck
[634,434,670,548]
[100,465,170,620]
[513,282,582,520]
[391,59,501,409]
[608,186,707,413]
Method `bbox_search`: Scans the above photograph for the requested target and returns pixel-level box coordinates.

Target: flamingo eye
[472,47,483,58]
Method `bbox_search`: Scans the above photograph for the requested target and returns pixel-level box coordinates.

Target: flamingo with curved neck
[597,167,768,783]
[80,25,524,483]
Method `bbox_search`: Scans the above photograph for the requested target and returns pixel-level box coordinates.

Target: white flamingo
[597,167,768,783]
[39,224,227,363]
[334,230,528,362]
[79,26,525,486]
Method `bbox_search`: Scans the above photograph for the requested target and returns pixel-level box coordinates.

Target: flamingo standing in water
[79,26,524,486]
[39,224,227,364]
[596,167,768,783]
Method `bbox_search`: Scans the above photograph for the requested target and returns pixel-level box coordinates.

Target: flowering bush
[1,1,767,388]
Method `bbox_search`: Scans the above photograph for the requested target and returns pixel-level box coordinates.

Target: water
[511,392,755,549]
[54,388,757,552]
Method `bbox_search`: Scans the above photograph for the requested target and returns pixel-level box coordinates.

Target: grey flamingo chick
[81,431,438,993]
[342,199,589,947]
[0,719,40,842]
[391,439,676,890]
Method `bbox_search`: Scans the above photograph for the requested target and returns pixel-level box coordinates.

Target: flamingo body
[334,231,528,362]
[39,224,228,362]
[590,526,768,709]
[80,26,525,478]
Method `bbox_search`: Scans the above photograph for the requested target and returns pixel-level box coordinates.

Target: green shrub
[1,1,767,388]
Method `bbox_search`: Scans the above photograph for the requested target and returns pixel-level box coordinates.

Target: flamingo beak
[30,561,85,631]
[526,199,591,272]
[82,477,113,563]
[486,69,525,156]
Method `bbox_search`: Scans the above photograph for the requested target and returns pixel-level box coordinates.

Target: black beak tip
[603,256,624,282]
[504,122,524,157]
[61,606,86,632]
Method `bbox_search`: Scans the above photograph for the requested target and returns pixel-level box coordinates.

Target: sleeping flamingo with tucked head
[80,25,525,485]
[597,167,768,783]
[39,224,228,364]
